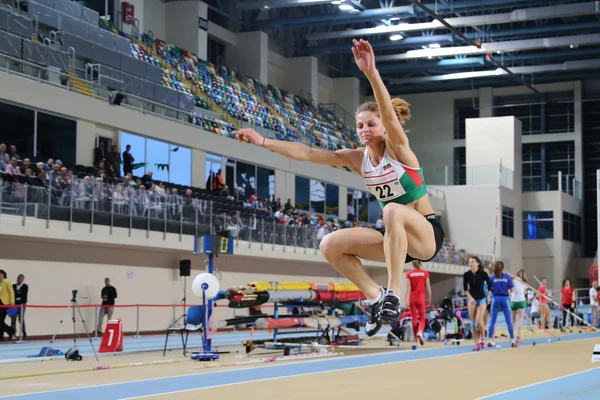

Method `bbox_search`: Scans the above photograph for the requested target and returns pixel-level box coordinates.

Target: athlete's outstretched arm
[233,128,356,170]
[352,39,409,149]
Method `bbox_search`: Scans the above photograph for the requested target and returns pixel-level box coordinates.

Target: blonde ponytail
[356,98,411,125]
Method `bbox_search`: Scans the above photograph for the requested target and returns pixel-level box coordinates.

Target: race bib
[366,170,405,201]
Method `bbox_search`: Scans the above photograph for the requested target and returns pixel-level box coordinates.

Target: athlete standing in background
[405,260,431,346]
[463,257,492,351]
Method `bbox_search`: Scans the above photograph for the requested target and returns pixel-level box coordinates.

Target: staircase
[67,71,94,97]
[583,99,600,256]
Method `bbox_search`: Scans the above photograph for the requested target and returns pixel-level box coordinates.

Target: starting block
[99,319,123,353]
[592,344,600,363]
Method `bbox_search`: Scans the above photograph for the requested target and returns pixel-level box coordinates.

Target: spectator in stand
[272,197,281,213]
[220,185,233,199]
[141,171,154,188]
[20,158,32,175]
[284,198,294,213]
[11,274,27,338]
[123,145,134,175]
[0,270,16,341]
[94,161,106,177]
[213,169,225,192]
[97,278,117,335]
[233,188,245,202]
[23,168,32,178]
[0,144,9,164]
[5,157,21,176]
[44,159,54,173]
[348,204,356,222]
[0,159,5,172]
[591,281,599,327]
[94,141,106,167]
[302,213,312,227]
[8,145,19,160]
[107,145,121,178]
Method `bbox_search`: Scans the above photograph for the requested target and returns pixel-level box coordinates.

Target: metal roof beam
[389,58,600,84]
[249,0,555,30]
[302,21,600,55]
[377,33,600,61]
[305,1,600,41]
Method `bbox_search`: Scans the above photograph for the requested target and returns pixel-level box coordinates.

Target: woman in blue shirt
[487,261,517,348]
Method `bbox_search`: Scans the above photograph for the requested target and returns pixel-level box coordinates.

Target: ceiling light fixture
[389,34,404,41]
[428,43,441,49]
[330,0,342,4]
[339,3,354,10]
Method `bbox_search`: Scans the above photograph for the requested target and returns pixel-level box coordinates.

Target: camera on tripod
[71,289,78,301]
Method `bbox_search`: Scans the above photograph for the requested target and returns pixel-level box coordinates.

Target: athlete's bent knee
[319,233,342,260]
[382,203,407,226]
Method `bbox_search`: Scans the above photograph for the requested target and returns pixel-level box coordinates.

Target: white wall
[143,0,166,39]
[165,1,203,60]
[318,73,333,105]
[267,50,288,89]
[226,31,269,84]
[439,185,499,257]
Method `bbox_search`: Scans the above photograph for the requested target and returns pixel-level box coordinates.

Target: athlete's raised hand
[352,39,376,76]
[232,128,265,146]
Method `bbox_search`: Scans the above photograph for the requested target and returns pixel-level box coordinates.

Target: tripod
[171,275,188,328]
[43,290,98,362]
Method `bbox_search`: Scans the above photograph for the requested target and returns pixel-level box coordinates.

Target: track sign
[592,344,600,363]
[99,319,123,353]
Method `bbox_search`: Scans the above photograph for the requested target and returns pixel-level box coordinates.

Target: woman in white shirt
[590,281,599,327]
[511,269,528,344]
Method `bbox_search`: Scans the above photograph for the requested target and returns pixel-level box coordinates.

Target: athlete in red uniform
[405,260,431,346]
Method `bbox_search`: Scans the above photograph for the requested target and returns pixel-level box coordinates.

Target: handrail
[68,46,75,72]
[32,14,38,39]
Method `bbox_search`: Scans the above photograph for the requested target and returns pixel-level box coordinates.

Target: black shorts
[405,214,445,263]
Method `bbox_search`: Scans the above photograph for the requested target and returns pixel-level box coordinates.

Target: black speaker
[179,260,191,277]
[109,91,125,105]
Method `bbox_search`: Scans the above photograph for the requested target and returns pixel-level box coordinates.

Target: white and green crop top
[361,148,428,207]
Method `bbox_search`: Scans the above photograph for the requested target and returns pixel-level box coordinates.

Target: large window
[310,179,325,214]
[502,206,514,238]
[119,132,191,185]
[0,102,77,164]
[349,190,371,222]
[563,212,582,243]
[522,143,543,192]
[523,211,554,240]
[494,91,574,135]
[522,141,574,192]
[325,183,339,216]
[235,161,256,199]
[295,176,310,211]
[547,141,575,192]
[257,167,275,200]
[36,112,77,165]
[454,98,479,139]
[295,176,339,216]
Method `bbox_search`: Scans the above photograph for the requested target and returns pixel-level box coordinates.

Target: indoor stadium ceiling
[208,0,600,94]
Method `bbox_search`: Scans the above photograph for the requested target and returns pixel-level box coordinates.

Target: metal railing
[428,164,582,199]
